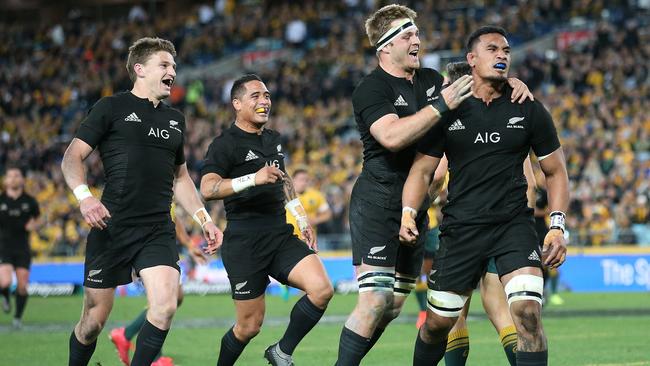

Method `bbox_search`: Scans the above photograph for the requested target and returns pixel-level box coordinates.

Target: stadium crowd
[0,0,648,257]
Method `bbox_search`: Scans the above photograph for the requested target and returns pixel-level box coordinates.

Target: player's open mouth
[409,49,419,60]
[162,78,174,88]
[255,107,269,115]
[493,62,507,70]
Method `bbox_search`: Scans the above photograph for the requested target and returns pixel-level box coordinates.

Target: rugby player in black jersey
[200,74,333,366]
[336,6,533,365]
[62,37,222,366]
[401,26,569,366]
[0,165,40,329]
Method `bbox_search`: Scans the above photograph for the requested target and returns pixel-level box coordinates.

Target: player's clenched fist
[399,207,419,245]
[255,165,284,185]
[542,228,566,268]
[79,196,111,229]
[440,74,474,110]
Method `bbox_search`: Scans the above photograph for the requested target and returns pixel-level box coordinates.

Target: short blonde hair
[365,4,417,47]
[126,37,176,82]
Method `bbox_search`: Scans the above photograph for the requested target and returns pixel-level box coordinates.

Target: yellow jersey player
[285,168,332,239]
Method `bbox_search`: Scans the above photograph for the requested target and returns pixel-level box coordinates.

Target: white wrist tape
[73,184,93,202]
[231,173,256,193]
[402,206,417,218]
[192,207,213,228]
[549,211,566,233]
[286,198,309,231]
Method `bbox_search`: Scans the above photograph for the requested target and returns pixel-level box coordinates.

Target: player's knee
[305,278,334,308]
[150,301,178,324]
[236,318,264,340]
[360,290,393,322]
[382,305,402,323]
[383,274,417,321]
[316,282,335,307]
[357,269,395,313]
[78,317,105,342]
[504,274,544,334]
[421,313,455,341]
[510,301,542,334]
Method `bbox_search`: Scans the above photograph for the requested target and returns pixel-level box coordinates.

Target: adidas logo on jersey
[528,250,541,262]
[245,150,259,161]
[394,95,408,106]
[124,113,142,122]
[448,119,465,131]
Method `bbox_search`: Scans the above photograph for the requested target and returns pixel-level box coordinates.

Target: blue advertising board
[560,253,650,292]
[28,249,650,294]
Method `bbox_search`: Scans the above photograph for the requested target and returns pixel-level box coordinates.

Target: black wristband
[430,97,449,115]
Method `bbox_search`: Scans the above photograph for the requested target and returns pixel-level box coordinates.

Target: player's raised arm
[400,152,441,244]
[369,75,473,152]
[538,148,569,268]
[61,138,111,229]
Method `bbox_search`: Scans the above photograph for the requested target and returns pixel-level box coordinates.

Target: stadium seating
[0,1,647,256]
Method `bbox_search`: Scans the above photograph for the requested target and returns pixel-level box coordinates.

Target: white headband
[376,18,417,51]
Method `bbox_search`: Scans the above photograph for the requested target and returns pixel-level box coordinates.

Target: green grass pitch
[1,292,649,365]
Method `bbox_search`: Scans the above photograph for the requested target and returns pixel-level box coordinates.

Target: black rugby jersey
[352,66,444,210]
[419,87,560,226]
[202,124,286,221]
[75,92,186,225]
[0,192,39,250]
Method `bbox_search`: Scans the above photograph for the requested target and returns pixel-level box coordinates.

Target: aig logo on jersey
[265,160,280,169]
[474,132,501,144]
[148,127,170,140]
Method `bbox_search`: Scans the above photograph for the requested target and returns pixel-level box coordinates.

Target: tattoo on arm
[211,179,223,196]
[283,174,297,203]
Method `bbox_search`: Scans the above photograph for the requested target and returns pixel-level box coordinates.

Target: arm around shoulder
[369,106,441,152]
